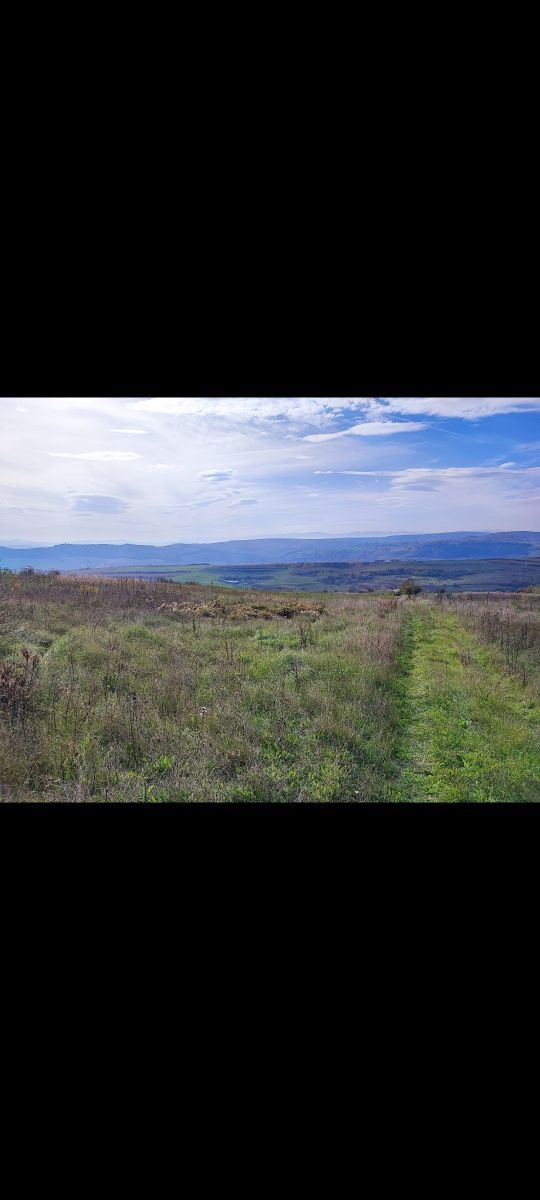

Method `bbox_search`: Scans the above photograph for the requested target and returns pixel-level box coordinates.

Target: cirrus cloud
[109,428,148,435]
[198,469,237,482]
[48,450,142,462]
[2,396,539,543]
[304,421,427,442]
[380,397,540,420]
[72,495,129,514]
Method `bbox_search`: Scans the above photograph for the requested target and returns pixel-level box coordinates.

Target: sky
[1,397,539,545]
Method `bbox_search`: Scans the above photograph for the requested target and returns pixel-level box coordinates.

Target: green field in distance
[79,557,540,593]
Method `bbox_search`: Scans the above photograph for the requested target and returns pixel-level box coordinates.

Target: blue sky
[1,397,539,544]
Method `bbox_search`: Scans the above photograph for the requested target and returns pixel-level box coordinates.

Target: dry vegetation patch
[452,592,540,695]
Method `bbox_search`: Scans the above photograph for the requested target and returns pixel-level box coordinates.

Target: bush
[401,579,422,597]
[0,648,40,722]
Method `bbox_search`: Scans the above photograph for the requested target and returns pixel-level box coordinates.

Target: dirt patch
[156,599,325,622]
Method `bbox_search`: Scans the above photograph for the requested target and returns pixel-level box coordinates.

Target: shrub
[401,579,422,597]
[0,648,40,722]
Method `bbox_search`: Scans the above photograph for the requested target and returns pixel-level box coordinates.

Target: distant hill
[0,532,540,571]
[75,557,540,593]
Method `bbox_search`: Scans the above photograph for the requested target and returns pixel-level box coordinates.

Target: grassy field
[1,571,539,802]
[79,557,540,592]
[397,606,540,801]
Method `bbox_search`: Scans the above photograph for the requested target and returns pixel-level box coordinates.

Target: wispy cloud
[198,469,237,482]
[304,421,426,442]
[339,466,540,483]
[131,397,370,426]
[380,397,540,420]
[48,451,142,462]
[109,428,148,435]
[72,495,129,514]
[187,497,224,509]
[2,397,539,543]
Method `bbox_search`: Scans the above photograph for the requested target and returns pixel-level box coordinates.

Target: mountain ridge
[1,532,540,570]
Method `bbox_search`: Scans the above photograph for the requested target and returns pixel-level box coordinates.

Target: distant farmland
[77,557,540,593]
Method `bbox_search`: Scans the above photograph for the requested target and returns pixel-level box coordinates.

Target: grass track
[397,605,540,802]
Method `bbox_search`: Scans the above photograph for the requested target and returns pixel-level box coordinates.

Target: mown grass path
[396,604,540,802]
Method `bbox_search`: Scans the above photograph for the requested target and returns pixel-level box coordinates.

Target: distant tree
[401,578,422,597]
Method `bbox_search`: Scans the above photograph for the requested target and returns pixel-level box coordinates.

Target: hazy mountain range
[1,532,539,571]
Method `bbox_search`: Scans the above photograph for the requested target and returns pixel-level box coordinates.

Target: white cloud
[339,466,540,483]
[187,497,224,509]
[48,451,142,462]
[131,397,373,429]
[198,469,237,482]
[72,494,129,514]
[3,396,539,543]
[109,428,148,435]
[304,421,427,442]
[382,397,540,420]
[132,394,540,432]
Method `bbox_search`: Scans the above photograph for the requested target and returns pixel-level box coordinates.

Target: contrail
[429,423,471,439]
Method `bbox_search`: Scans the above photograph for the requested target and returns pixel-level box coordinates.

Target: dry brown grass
[451,592,540,694]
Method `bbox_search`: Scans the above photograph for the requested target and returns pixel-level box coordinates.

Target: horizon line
[2,529,540,552]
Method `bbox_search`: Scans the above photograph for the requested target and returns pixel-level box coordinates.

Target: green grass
[1,573,539,802]
[0,576,406,801]
[81,557,540,592]
[396,605,540,802]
